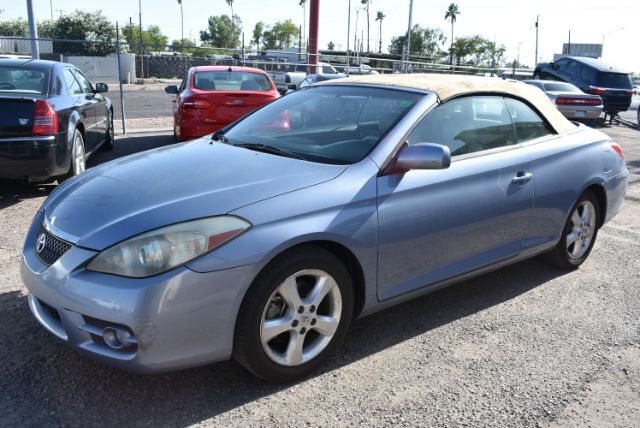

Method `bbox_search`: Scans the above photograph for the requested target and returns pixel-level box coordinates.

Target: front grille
[35,224,72,266]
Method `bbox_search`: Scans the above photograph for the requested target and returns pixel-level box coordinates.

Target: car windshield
[194,71,272,91]
[543,82,580,92]
[0,67,49,95]
[597,72,632,89]
[223,86,421,165]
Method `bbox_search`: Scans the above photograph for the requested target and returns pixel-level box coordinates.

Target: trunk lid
[0,97,36,137]
[195,91,277,127]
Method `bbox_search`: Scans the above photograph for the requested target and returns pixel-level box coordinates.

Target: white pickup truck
[270,62,338,90]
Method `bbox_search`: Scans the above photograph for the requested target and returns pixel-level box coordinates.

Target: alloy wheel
[73,133,86,175]
[566,200,596,259]
[260,269,342,367]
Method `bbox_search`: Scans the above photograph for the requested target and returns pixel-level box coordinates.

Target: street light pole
[26,0,39,59]
[346,0,351,70]
[534,15,539,66]
[405,0,414,72]
[178,0,184,50]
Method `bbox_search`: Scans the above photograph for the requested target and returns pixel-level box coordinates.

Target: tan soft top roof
[320,73,576,134]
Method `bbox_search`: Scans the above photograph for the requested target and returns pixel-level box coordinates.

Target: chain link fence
[1,36,533,134]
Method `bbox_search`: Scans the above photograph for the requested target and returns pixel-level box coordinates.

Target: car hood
[43,138,347,250]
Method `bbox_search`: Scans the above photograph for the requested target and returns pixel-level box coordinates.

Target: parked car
[343,64,380,75]
[270,62,337,90]
[22,74,628,382]
[0,59,113,182]
[296,73,347,90]
[524,80,602,120]
[165,66,279,142]
[533,56,633,116]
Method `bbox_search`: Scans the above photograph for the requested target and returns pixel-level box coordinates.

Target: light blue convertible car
[21,74,628,382]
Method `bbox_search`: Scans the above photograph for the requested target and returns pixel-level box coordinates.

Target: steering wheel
[0,83,16,90]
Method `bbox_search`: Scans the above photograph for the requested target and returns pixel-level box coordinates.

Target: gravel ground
[0,124,639,427]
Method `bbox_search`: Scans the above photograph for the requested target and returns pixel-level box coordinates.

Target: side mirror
[288,84,297,90]
[165,85,178,94]
[94,82,108,93]
[551,62,559,70]
[277,87,289,96]
[389,143,451,173]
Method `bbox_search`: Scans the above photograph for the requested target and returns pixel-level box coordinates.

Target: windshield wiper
[234,143,307,160]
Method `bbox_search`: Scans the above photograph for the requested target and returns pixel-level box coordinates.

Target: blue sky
[2,0,639,73]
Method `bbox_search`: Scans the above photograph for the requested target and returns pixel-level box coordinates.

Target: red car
[165,66,279,142]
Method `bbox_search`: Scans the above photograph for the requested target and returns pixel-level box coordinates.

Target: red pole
[308,0,320,74]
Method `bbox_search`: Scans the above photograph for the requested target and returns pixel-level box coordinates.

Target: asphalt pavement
[1,125,639,427]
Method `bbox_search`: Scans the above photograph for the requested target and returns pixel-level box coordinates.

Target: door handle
[511,172,533,184]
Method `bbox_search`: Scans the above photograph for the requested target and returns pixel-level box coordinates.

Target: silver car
[524,80,603,120]
[21,74,628,382]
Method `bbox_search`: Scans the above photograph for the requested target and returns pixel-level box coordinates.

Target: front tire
[58,129,86,183]
[234,246,354,383]
[543,190,600,270]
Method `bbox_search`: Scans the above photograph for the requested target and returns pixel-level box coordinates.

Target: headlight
[87,216,251,278]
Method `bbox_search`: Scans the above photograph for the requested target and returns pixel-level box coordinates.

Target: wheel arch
[584,183,607,228]
[246,240,367,319]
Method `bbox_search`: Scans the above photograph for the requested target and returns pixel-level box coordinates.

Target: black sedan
[0,59,113,183]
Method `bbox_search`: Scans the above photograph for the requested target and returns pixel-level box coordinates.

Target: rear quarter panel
[521,125,625,253]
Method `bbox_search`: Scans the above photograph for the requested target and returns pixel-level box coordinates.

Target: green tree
[252,21,265,49]
[444,3,460,64]
[262,20,299,50]
[123,24,169,51]
[200,14,242,48]
[170,38,199,54]
[327,41,335,50]
[389,25,446,58]
[452,35,505,67]
[375,11,385,53]
[0,19,29,37]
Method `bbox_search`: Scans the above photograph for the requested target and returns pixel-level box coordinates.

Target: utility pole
[534,15,539,66]
[178,0,184,51]
[26,0,39,59]
[346,0,351,71]
[405,0,414,72]
[49,0,53,21]
[139,0,144,79]
[567,30,571,55]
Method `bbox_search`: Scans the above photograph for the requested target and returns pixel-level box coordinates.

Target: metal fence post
[115,22,126,135]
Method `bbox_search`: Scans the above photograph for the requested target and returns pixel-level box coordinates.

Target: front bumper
[21,215,257,373]
[0,135,68,180]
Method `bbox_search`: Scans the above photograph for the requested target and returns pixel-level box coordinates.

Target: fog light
[102,326,133,350]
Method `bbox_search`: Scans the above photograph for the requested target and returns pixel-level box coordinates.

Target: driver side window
[407,96,517,156]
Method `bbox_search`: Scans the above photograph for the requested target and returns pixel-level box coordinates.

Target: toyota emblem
[36,233,46,254]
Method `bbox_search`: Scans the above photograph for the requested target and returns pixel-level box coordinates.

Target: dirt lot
[1,124,639,427]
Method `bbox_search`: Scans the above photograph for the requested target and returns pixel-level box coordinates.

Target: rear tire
[233,246,354,383]
[58,129,86,183]
[100,110,114,151]
[543,190,600,270]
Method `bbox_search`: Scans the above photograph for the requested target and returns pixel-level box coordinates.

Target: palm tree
[361,0,370,52]
[444,3,460,65]
[375,11,385,53]
[226,0,235,36]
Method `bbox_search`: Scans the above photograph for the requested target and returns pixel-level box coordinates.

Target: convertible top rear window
[0,67,49,95]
